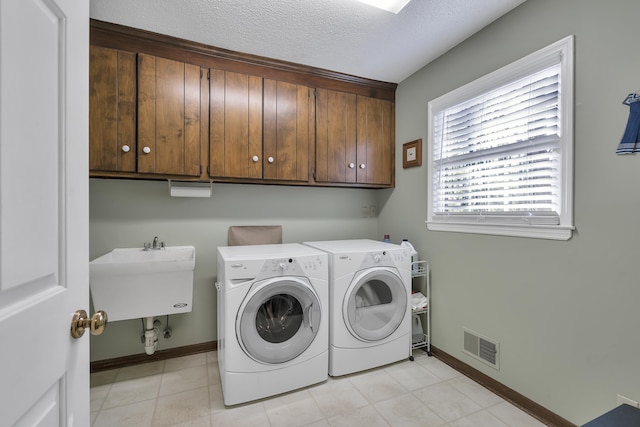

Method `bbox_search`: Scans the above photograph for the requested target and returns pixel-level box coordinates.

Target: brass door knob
[70,309,108,339]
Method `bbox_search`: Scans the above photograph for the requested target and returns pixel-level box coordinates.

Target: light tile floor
[90,350,547,427]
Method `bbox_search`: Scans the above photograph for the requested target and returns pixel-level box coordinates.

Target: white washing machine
[216,243,328,406]
[303,239,411,376]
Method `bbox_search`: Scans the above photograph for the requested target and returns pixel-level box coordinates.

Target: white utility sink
[90,246,195,322]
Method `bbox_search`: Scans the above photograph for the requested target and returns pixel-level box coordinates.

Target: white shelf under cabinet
[410,260,431,359]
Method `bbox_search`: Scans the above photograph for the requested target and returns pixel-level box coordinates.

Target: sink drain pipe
[143,317,159,355]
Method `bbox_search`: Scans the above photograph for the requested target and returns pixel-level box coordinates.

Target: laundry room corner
[378,1,640,424]
[88,179,379,362]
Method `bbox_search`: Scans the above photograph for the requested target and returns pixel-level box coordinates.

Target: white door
[0,0,89,426]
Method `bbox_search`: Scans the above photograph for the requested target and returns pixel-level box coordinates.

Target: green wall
[378,0,640,424]
[89,179,378,360]
[89,1,640,422]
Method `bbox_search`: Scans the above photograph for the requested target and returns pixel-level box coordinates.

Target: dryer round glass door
[344,267,407,342]
[237,277,322,364]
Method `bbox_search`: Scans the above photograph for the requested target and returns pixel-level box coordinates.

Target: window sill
[425,221,574,240]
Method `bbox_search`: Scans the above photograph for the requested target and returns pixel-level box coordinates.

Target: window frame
[426,35,574,240]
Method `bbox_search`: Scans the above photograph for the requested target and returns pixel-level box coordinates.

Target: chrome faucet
[144,236,165,250]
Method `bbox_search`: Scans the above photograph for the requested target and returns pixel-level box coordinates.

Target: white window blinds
[427,35,574,239]
[432,64,561,224]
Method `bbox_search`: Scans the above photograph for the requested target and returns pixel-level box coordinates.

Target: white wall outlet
[617,394,639,407]
[369,205,377,217]
[361,206,369,217]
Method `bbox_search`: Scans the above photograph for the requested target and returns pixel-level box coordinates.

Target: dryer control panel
[358,249,410,270]
[329,249,410,279]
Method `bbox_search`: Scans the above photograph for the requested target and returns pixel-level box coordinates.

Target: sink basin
[90,246,195,322]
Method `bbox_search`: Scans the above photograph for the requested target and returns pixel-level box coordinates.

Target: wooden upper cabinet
[89,21,397,186]
[315,88,357,184]
[356,95,395,186]
[209,70,263,179]
[137,53,202,176]
[89,45,136,172]
[210,75,311,182]
[263,79,311,182]
[316,90,395,187]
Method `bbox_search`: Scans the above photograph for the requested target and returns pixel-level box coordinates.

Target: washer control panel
[256,255,326,280]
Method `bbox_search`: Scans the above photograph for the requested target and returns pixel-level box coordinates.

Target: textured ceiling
[90,0,526,83]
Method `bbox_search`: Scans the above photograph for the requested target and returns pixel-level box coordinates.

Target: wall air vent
[463,328,499,370]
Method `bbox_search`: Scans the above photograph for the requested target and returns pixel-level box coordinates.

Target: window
[427,36,574,240]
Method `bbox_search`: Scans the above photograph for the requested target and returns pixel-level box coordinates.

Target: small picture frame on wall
[403,139,422,168]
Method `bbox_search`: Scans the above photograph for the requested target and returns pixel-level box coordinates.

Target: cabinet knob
[121,145,130,153]
[268,156,274,164]
[359,163,366,169]
[348,162,355,169]
[142,146,151,154]
[252,155,259,162]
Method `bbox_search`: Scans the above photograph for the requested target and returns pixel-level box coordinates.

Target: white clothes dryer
[216,243,328,406]
[303,239,411,376]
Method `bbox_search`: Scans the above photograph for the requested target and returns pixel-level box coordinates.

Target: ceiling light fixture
[357,0,411,14]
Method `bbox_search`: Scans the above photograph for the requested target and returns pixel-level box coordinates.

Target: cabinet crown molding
[90,19,397,102]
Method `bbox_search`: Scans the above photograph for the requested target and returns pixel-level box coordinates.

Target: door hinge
[200,165,202,175]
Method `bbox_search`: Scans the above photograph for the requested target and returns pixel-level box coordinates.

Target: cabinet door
[137,53,201,176]
[89,45,136,172]
[209,70,263,179]
[263,79,311,182]
[315,88,357,184]
[356,96,395,186]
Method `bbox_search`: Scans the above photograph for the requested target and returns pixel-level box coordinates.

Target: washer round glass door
[237,277,322,364]
[344,267,407,342]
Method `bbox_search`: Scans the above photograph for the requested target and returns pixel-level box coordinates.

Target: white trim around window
[426,35,575,240]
